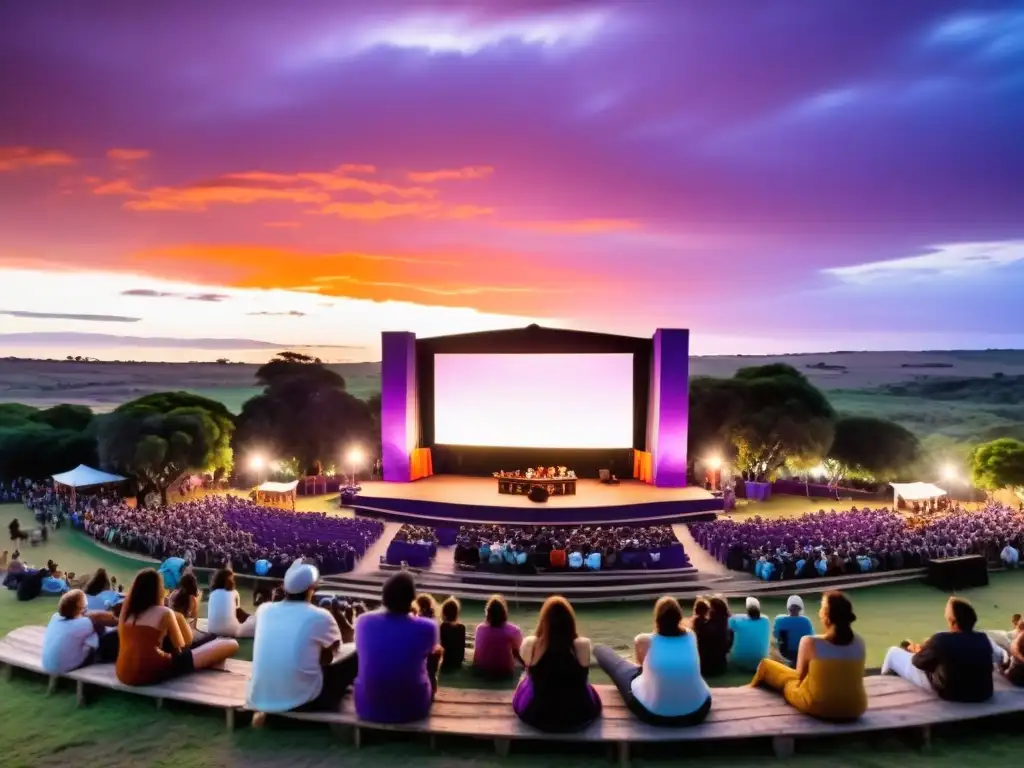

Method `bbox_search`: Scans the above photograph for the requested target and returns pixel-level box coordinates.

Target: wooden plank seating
[4,624,1024,764]
[0,626,248,730]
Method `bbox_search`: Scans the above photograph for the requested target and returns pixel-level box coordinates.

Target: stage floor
[356,476,714,508]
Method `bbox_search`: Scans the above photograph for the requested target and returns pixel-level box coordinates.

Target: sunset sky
[1,0,1022,362]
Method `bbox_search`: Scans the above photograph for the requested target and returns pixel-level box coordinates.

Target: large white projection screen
[433,354,634,448]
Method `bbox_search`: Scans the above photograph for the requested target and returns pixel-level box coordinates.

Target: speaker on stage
[926,555,988,591]
[528,485,549,503]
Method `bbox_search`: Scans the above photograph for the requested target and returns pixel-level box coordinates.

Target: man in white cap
[727,596,770,672]
[246,559,357,716]
[772,595,814,665]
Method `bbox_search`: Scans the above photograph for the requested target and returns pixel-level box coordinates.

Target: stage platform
[350,476,722,525]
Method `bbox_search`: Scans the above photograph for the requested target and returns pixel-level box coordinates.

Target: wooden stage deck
[350,477,721,526]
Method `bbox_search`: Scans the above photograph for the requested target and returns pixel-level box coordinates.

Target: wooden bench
[0,626,247,730]
[5,625,1024,764]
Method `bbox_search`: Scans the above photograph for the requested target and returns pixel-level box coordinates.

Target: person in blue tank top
[773,595,815,664]
[729,597,771,671]
[594,596,712,725]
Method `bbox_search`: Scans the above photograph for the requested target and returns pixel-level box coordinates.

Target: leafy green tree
[0,424,97,479]
[729,365,836,481]
[234,355,374,471]
[31,403,94,432]
[93,391,234,503]
[828,416,921,483]
[970,438,1024,493]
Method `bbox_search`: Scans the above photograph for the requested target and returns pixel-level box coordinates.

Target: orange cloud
[313,200,494,221]
[106,148,151,162]
[407,166,494,183]
[0,146,76,172]
[127,243,583,315]
[263,221,302,228]
[507,218,640,235]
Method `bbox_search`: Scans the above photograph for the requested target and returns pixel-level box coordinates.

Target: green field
[4,500,1024,766]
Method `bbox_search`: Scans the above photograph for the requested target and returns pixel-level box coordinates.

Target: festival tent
[890,482,947,507]
[52,465,127,488]
[255,479,299,511]
[52,464,128,507]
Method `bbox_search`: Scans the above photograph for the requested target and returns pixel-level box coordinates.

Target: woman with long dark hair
[116,569,238,686]
[512,596,601,732]
[594,596,711,725]
[207,568,257,638]
[83,568,122,611]
[691,597,732,677]
[168,572,201,629]
[750,591,866,721]
[473,594,523,678]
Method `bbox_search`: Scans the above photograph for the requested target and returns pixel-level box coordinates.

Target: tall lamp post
[250,455,265,502]
[347,447,363,486]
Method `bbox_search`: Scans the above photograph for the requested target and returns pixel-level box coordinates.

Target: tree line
[1,357,1022,501]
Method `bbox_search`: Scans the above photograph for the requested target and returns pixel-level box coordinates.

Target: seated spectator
[158,556,187,591]
[1002,625,1024,688]
[40,563,70,595]
[414,593,443,694]
[728,597,770,671]
[1001,542,1019,569]
[41,589,119,674]
[691,597,732,677]
[0,550,8,572]
[513,596,602,732]
[773,595,815,664]
[473,595,523,678]
[116,569,238,686]
[354,572,439,724]
[882,596,1003,702]
[752,591,867,721]
[83,568,122,611]
[247,560,356,715]
[594,596,711,725]
[207,568,257,638]
[168,571,201,629]
[986,613,1021,655]
[439,597,466,672]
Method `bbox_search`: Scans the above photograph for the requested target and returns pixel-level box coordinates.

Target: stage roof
[417,324,657,355]
[890,482,947,501]
[257,480,299,494]
[52,465,127,488]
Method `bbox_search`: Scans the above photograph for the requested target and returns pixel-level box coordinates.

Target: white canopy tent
[52,465,126,488]
[890,482,947,507]
[255,479,299,510]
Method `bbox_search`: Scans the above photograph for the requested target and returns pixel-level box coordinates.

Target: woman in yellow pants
[750,591,867,721]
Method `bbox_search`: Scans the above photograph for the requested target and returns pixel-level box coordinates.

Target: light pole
[250,455,265,501]
[347,447,363,486]
[707,456,722,491]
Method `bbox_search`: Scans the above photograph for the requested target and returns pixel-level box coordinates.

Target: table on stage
[497,477,577,496]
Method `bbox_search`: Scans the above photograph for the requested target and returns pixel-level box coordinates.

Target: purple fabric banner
[380,331,419,482]
[649,329,690,488]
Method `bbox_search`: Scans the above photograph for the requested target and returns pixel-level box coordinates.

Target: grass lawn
[4,501,1024,766]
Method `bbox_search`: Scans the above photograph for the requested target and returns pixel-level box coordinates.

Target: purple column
[380,331,419,482]
[648,329,689,487]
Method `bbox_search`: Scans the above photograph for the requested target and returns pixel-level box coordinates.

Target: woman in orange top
[116,569,238,686]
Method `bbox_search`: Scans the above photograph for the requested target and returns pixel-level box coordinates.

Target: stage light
[810,464,826,478]
[347,447,363,465]
[249,455,265,472]
[941,465,958,482]
[707,456,722,470]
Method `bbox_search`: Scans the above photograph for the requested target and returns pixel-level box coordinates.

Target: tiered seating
[383,525,439,568]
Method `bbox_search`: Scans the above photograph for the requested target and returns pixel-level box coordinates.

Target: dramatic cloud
[0,332,363,351]
[0,310,140,323]
[823,241,1024,284]
[0,146,76,172]
[120,288,230,302]
[407,166,494,183]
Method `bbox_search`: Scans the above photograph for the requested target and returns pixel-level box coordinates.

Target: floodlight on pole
[941,464,958,483]
[707,456,722,470]
[249,455,265,472]
[347,447,363,484]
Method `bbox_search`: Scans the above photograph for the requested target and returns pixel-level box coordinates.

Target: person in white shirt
[1001,544,1019,569]
[246,560,356,716]
[206,568,257,638]
[41,589,119,675]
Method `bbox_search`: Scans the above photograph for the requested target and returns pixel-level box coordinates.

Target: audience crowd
[75,496,384,576]
[453,524,688,571]
[691,504,1024,580]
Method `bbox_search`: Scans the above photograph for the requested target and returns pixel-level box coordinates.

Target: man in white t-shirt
[246,560,356,714]
[41,589,118,674]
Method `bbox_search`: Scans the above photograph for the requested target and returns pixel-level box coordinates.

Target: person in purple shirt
[354,572,440,724]
[473,595,523,679]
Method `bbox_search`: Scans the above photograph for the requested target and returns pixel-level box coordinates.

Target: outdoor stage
[349,476,722,526]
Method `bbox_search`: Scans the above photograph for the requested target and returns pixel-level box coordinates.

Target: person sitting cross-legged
[881,596,1003,703]
[473,594,523,679]
[1001,624,1024,688]
[354,572,439,724]
[594,596,711,726]
[41,589,119,674]
[207,568,258,638]
[773,595,815,665]
[116,569,238,687]
[247,560,357,716]
[751,591,867,721]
